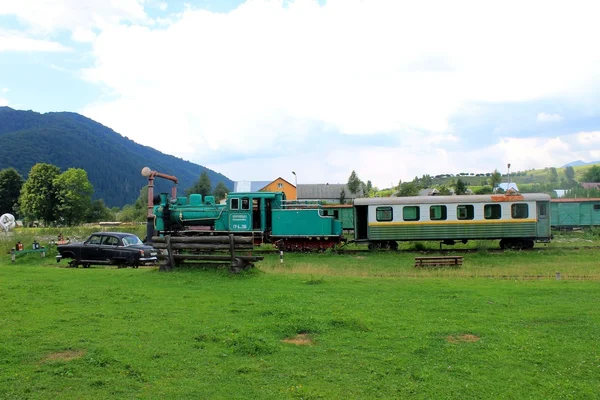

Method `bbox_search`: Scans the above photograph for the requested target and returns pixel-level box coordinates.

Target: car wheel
[83,263,91,268]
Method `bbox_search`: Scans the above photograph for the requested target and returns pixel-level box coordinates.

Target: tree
[118,187,149,222]
[549,167,558,186]
[490,169,502,188]
[0,168,24,217]
[582,165,600,182]
[421,174,432,188]
[135,186,149,210]
[454,178,467,195]
[474,186,493,195]
[186,171,212,197]
[436,185,452,195]
[339,188,346,204]
[117,204,139,222]
[54,168,94,226]
[364,180,373,197]
[213,182,230,202]
[86,199,115,222]
[565,166,575,182]
[19,163,61,225]
[397,182,419,197]
[347,170,362,195]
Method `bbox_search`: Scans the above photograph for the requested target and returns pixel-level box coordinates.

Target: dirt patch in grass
[282,333,314,346]
[41,349,86,363]
[446,334,480,344]
[354,256,366,260]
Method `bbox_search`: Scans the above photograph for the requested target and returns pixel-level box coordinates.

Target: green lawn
[1,248,600,399]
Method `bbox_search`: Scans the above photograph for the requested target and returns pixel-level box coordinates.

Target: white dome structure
[0,213,16,232]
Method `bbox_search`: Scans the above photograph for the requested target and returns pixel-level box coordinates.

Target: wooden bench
[9,248,47,262]
[415,256,463,268]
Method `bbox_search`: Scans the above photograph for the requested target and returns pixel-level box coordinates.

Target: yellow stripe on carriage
[369,218,537,227]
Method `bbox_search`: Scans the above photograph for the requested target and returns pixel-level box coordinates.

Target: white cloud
[537,112,564,123]
[71,27,97,43]
[207,131,600,188]
[0,29,71,52]
[1,88,8,94]
[80,0,600,161]
[0,98,9,106]
[0,0,150,33]
[4,0,600,185]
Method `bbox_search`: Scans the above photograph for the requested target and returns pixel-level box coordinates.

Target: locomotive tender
[353,193,552,250]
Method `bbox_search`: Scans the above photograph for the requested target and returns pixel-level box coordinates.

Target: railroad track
[252,245,600,255]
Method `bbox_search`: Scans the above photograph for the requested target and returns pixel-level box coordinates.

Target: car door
[82,234,103,261]
[100,235,120,262]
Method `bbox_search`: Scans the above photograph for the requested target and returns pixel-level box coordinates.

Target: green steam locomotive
[151,190,344,251]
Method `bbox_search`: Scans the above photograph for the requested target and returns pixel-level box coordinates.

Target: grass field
[1,231,600,399]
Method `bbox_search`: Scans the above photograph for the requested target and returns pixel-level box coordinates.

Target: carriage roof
[354,193,551,206]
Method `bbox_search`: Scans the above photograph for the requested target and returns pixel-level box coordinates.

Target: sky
[1,0,600,189]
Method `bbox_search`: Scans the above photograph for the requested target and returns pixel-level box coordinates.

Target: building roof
[297,184,363,199]
[233,181,271,192]
[551,197,600,203]
[497,182,519,191]
[259,177,296,190]
[581,182,600,190]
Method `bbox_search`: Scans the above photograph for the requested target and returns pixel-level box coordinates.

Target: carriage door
[536,201,550,238]
[252,199,261,230]
[355,205,368,240]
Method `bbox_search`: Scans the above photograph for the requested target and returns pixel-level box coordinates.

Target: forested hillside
[0,107,233,207]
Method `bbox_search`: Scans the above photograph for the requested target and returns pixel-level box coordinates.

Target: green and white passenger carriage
[353,193,552,250]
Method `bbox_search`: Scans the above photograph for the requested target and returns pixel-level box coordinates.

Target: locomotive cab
[226,192,285,235]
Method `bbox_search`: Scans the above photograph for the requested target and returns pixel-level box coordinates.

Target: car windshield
[121,235,143,246]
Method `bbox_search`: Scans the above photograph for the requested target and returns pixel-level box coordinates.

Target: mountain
[562,160,600,168]
[0,107,233,207]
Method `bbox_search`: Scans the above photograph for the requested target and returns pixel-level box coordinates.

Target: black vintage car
[56,232,158,268]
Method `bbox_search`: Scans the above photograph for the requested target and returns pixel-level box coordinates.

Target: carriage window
[594,204,600,211]
[511,203,529,219]
[484,204,502,220]
[241,198,250,210]
[538,203,547,217]
[230,198,239,210]
[376,207,393,221]
[430,205,447,220]
[457,205,474,220]
[403,206,420,221]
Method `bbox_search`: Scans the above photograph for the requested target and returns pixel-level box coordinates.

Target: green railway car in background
[354,193,552,250]
[550,198,600,230]
[321,204,354,232]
